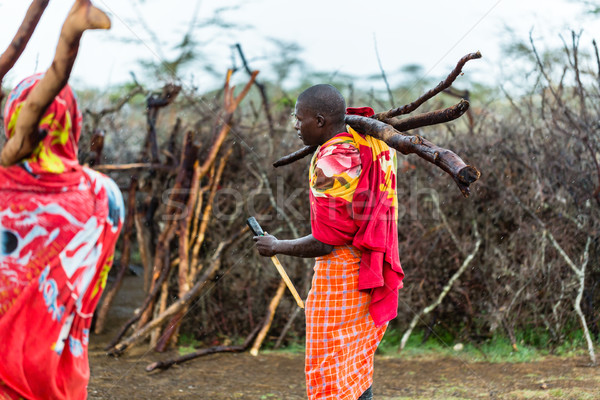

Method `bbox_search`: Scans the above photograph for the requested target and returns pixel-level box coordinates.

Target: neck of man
[319,121,348,145]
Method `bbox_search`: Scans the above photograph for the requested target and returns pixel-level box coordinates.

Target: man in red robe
[254,84,404,400]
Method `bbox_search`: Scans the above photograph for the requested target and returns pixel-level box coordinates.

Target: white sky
[0,0,598,91]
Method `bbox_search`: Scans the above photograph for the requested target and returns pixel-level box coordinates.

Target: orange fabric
[305,244,387,400]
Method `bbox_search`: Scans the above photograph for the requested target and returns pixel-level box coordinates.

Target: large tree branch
[346,114,480,197]
[274,102,480,197]
[0,0,49,86]
[273,52,481,196]
[1,0,111,166]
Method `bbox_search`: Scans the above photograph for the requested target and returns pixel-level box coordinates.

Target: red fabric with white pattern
[0,75,124,400]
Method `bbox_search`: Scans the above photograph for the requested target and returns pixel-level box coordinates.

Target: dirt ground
[88,277,600,400]
[88,349,600,400]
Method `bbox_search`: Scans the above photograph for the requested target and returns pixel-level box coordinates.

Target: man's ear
[316,114,325,127]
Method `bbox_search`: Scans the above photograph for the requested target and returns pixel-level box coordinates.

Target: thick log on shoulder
[273,51,482,196]
[272,100,470,167]
[272,145,317,168]
[345,115,480,197]
[273,113,480,197]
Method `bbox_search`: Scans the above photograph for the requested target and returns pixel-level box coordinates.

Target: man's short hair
[297,84,346,123]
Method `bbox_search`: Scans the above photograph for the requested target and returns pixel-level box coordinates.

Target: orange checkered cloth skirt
[305,244,387,400]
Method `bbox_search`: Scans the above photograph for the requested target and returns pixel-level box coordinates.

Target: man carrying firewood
[254,84,404,400]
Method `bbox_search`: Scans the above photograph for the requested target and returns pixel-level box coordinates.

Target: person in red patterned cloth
[0,74,124,400]
[254,84,404,400]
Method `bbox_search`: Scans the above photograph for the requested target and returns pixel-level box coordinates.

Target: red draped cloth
[310,107,404,326]
[0,74,124,400]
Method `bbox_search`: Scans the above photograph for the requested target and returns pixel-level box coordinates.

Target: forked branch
[273,52,482,197]
[373,51,481,120]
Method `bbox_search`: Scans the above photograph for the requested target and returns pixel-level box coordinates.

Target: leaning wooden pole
[145,324,263,372]
[250,279,286,356]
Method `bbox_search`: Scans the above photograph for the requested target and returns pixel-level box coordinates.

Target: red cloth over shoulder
[346,107,375,117]
[309,119,404,326]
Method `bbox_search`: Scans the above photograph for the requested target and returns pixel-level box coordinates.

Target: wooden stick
[134,210,153,293]
[92,163,175,172]
[272,145,317,168]
[250,279,286,356]
[1,0,111,166]
[150,275,170,348]
[0,0,50,85]
[146,324,262,372]
[269,256,304,309]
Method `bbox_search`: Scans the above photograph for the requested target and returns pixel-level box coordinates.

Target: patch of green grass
[376,328,594,363]
[260,335,305,355]
[178,333,202,348]
[177,333,205,355]
[178,345,197,356]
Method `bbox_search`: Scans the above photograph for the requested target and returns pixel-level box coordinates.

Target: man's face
[293,101,321,146]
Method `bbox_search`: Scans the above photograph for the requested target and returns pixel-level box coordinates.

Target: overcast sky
[0,0,598,91]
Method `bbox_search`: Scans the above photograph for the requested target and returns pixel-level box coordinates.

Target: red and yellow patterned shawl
[309,116,404,326]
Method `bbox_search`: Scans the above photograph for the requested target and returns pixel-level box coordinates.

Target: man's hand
[253,233,279,257]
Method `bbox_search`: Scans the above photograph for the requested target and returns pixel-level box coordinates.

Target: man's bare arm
[253,233,333,258]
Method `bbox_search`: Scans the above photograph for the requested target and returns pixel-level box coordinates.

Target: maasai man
[254,84,404,400]
[0,74,124,400]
